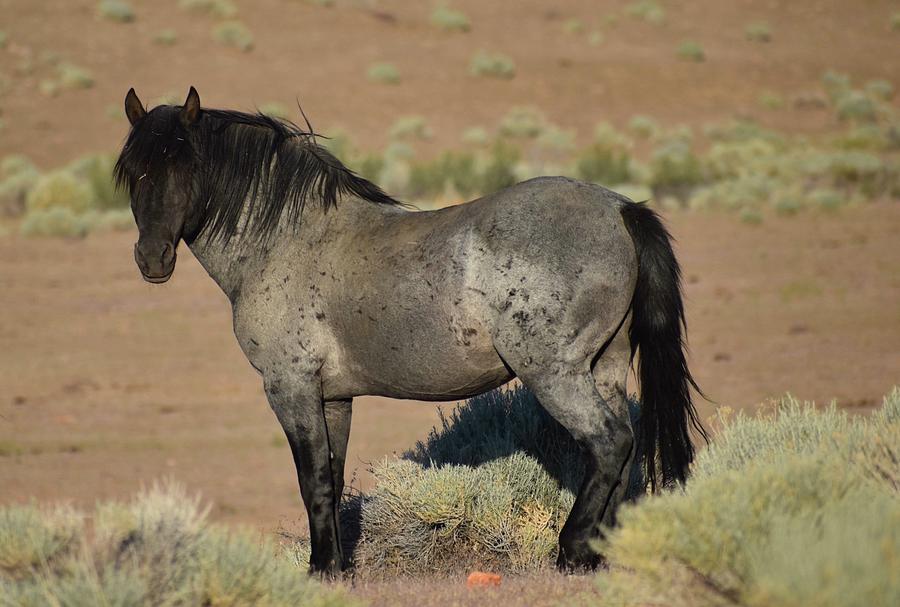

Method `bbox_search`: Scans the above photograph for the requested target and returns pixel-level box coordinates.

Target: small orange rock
[466,571,502,588]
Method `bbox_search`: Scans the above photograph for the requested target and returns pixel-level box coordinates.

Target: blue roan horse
[115,87,706,575]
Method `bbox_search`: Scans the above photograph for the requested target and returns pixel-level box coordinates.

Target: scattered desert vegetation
[0,153,132,238]
[152,28,178,46]
[745,21,772,42]
[212,20,254,52]
[0,483,357,606]
[430,5,470,33]
[677,40,706,62]
[598,388,900,606]
[178,0,236,19]
[366,62,401,85]
[469,51,516,80]
[97,0,135,23]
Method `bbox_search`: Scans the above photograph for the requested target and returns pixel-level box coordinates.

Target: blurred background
[0,0,898,530]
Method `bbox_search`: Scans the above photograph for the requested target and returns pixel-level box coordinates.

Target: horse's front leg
[264,373,342,576]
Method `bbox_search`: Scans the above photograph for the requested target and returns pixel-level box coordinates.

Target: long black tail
[619,201,708,491]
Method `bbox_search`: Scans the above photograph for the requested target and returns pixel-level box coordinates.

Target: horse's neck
[186,197,391,301]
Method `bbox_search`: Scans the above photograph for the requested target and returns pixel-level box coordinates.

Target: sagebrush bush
[599,387,900,607]
[68,153,129,210]
[576,124,634,186]
[0,155,39,216]
[470,51,516,79]
[57,63,94,89]
[431,6,470,32]
[213,20,254,52]
[677,41,705,62]
[334,387,644,575]
[178,0,236,18]
[388,115,432,141]
[625,1,665,25]
[649,139,703,196]
[408,151,478,199]
[745,21,772,42]
[97,0,135,23]
[498,106,545,139]
[366,62,401,85]
[0,484,356,607]
[477,140,520,194]
[25,171,93,214]
[20,208,89,239]
[153,29,178,46]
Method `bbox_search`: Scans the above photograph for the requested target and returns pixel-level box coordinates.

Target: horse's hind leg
[591,319,635,529]
[515,361,634,570]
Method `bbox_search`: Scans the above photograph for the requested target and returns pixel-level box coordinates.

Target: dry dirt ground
[2,0,900,604]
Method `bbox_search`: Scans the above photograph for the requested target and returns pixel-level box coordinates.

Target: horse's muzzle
[134,239,176,284]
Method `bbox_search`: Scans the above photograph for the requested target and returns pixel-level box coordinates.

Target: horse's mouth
[141,269,174,284]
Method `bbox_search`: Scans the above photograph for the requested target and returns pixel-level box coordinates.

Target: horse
[114,87,706,576]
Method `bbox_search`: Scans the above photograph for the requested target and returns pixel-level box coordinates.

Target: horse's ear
[181,86,201,127]
[125,88,146,126]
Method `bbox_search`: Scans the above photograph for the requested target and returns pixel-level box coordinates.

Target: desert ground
[1,0,899,604]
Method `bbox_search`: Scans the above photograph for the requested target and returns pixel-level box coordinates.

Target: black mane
[114,105,400,244]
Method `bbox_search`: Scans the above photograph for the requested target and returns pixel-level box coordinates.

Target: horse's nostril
[160,242,175,264]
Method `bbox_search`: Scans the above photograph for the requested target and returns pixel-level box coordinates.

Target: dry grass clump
[745,21,772,42]
[366,62,401,85]
[0,483,357,607]
[0,155,40,216]
[677,40,705,62]
[333,388,643,576]
[178,0,236,18]
[598,387,900,607]
[431,6,470,32]
[97,0,135,23]
[213,20,254,52]
[470,51,516,80]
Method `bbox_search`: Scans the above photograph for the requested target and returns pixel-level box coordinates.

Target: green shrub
[739,206,763,224]
[625,1,665,24]
[57,63,94,89]
[822,69,851,103]
[648,139,703,195]
[588,31,604,46]
[808,187,843,211]
[68,153,129,210]
[599,388,900,607]
[745,21,772,42]
[677,41,705,62]
[153,29,178,45]
[97,0,134,22]
[0,155,40,216]
[576,142,632,186]
[0,504,81,577]
[178,0,236,18]
[478,141,520,194]
[461,126,489,146]
[498,106,545,139]
[366,62,401,85]
[0,484,355,607]
[891,12,900,32]
[408,151,478,199]
[25,171,93,214]
[20,208,89,239]
[258,101,290,119]
[627,115,659,139]
[758,91,785,110]
[212,20,253,52]
[563,18,585,34]
[835,90,878,123]
[388,115,432,141]
[470,51,516,79]
[431,6,470,32]
[864,79,894,100]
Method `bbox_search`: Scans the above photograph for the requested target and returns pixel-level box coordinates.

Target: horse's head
[115,87,204,283]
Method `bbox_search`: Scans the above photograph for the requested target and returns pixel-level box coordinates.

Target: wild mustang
[115,87,705,576]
